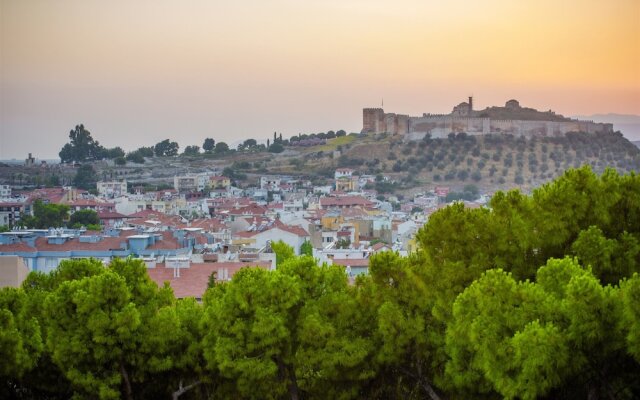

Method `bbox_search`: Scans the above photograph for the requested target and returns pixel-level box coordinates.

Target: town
[1,98,637,297]
[0,165,481,297]
[3,0,639,397]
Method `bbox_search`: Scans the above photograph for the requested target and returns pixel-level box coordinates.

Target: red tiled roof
[0,202,26,207]
[332,258,370,267]
[226,205,268,216]
[234,230,258,238]
[0,242,37,253]
[340,207,369,219]
[118,230,140,238]
[147,231,181,250]
[146,261,271,298]
[233,220,309,239]
[371,242,390,251]
[242,216,271,225]
[188,218,227,232]
[128,209,166,218]
[98,211,129,219]
[274,220,309,237]
[320,196,374,208]
[26,188,67,204]
[307,209,328,219]
[67,199,101,207]
[31,236,126,252]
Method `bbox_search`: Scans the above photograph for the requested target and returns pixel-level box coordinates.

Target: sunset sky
[1,0,639,159]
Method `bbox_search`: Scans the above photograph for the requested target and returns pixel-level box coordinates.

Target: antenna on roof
[381,98,384,108]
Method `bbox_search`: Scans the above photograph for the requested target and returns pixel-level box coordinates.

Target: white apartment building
[174,173,209,192]
[97,181,127,198]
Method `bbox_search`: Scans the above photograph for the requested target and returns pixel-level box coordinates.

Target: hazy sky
[1,0,639,159]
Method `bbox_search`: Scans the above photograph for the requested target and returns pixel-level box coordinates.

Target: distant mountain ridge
[573,113,640,141]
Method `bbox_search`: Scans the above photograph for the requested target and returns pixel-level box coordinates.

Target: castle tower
[362,108,386,133]
[468,96,473,112]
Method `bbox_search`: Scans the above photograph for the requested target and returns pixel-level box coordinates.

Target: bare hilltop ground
[1,131,639,196]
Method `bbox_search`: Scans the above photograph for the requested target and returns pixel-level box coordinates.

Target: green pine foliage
[1,167,639,399]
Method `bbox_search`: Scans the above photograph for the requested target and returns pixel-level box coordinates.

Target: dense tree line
[2,166,639,399]
[59,125,125,164]
[19,200,70,229]
[18,200,101,230]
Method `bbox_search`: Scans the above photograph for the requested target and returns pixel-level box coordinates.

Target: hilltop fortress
[362,98,613,139]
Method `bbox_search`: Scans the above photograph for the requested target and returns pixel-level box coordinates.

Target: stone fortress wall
[363,99,613,140]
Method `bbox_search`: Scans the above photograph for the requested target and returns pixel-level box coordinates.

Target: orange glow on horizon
[1,0,639,158]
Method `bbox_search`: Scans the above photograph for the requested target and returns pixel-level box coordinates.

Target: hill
[0,131,638,196]
[334,130,640,194]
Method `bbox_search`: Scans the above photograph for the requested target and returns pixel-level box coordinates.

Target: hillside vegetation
[2,166,639,399]
[251,130,640,194]
[1,131,638,196]
[190,130,640,193]
[322,130,640,193]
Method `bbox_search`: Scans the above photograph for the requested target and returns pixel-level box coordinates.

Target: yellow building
[321,213,344,231]
[335,176,358,192]
[209,176,231,190]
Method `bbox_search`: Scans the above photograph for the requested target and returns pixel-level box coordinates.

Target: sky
[1,0,639,159]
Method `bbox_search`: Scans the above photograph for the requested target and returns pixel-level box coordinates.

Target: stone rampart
[364,108,613,138]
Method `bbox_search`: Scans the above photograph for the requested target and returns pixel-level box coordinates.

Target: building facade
[363,99,613,138]
[97,180,127,197]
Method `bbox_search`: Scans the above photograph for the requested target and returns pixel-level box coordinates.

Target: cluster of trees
[58,125,162,165]
[443,184,479,202]
[19,200,70,229]
[72,164,98,190]
[2,166,639,399]
[59,125,125,164]
[58,125,354,168]
[154,139,180,157]
[202,138,231,154]
[181,130,348,157]
[124,147,154,164]
[289,130,347,143]
[17,200,101,230]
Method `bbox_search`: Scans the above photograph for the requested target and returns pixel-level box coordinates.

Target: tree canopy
[20,199,69,229]
[202,138,215,153]
[154,139,180,157]
[2,167,639,399]
[69,209,100,228]
[72,164,98,190]
[59,125,103,163]
[182,145,200,156]
[59,125,125,163]
[214,142,229,154]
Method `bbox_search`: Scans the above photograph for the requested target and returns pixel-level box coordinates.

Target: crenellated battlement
[363,99,614,137]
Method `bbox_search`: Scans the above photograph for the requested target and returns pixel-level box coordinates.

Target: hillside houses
[0,165,490,296]
[233,219,310,255]
[97,180,127,198]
